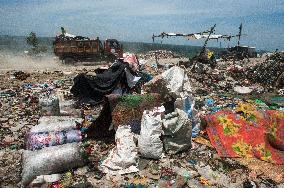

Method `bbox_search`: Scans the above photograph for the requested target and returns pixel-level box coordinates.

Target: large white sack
[144,66,192,99]
[100,125,138,175]
[161,66,192,97]
[138,110,163,159]
[30,116,83,133]
[21,143,85,186]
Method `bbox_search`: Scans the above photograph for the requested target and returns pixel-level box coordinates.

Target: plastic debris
[233,86,253,94]
[30,174,61,184]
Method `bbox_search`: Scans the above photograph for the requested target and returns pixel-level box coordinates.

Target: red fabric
[205,108,284,164]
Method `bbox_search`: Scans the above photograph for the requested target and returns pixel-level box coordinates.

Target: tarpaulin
[71,61,142,104]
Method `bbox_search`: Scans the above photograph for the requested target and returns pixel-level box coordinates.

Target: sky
[0,0,283,51]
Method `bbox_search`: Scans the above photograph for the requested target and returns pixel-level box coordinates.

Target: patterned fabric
[26,130,82,150]
[205,103,284,164]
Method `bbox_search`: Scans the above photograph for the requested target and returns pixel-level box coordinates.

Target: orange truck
[53,35,123,63]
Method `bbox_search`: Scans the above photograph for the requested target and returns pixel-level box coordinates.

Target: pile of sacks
[21,95,85,186]
[100,66,200,175]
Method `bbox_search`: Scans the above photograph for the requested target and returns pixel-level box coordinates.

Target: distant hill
[0,35,226,58]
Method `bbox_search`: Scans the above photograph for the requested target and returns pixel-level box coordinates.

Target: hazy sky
[0,0,283,50]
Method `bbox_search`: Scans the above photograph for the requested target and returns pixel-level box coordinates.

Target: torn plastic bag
[39,95,60,116]
[30,174,61,185]
[21,143,85,186]
[125,68,141,88]
[26,129,82,150]
[100,125,139,175]
[175,94,200,138]
[30,116,83,133]
[70,62,128,104]
[138,108,164,159]
[233,86,253,94]
[162,109,192,154]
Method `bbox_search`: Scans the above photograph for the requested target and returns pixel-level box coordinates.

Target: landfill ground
[0,53,284,188]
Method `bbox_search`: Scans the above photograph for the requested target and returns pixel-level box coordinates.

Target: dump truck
[53,33,123,63]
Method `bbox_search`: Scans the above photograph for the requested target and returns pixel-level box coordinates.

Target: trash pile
[13,71,30,81]
[139,50,178,60]
[247,52,284,88]
[0,51,284,187]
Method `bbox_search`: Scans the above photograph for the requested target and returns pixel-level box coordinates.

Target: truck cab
[104,39,123,58]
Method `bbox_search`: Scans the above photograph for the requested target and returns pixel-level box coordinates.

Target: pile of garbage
[247,52,284,88]
[139,50,178,60]
[13,71,30,81]
[54,27,90,42]
[0,51,284,187]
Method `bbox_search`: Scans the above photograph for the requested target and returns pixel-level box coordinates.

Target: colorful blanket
[205,103,284,164]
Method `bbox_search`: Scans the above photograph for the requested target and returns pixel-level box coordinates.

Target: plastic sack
[162,109,192,154]
[138,109,163,159]
[31,116,83,133]
[59,100,81,117]
[39,95,60,116]
[100,125,139,175]
[21,143,85,186]
[26,129,82,150]
[144,66,192,99]
[161,66,192,97]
